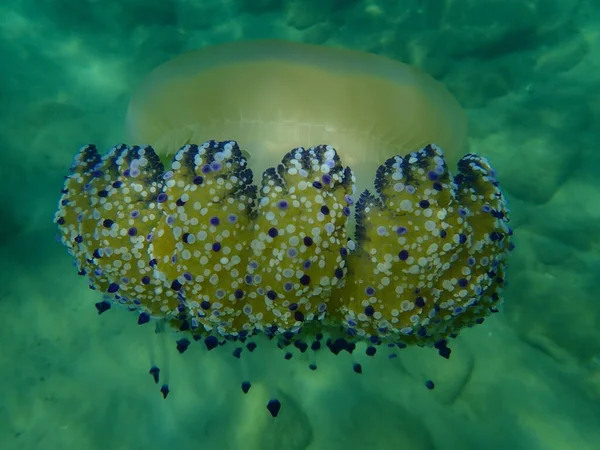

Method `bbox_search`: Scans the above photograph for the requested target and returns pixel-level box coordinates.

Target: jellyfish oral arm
[55,140,512,351]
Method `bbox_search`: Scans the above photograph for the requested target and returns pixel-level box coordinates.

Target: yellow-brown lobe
[335,145,511,345]
[57,144,166,312]
[249,146,353,330]
[148,142,256,332]
[55,141,512,348]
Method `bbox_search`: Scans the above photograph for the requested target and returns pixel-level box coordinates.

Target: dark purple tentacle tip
[149,366,160,384]
[160,384,170,399]
[176,338,190,354]
[241,381,251,394]
[266,399,281,418]
[95,300,111,315]
[137,312,150,325]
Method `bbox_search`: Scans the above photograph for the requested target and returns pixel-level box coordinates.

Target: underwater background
[1,0,599,449]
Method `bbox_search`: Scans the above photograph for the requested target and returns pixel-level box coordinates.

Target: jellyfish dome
[54,40,513,416]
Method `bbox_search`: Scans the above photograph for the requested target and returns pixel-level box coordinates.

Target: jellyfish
[54,41,513,417]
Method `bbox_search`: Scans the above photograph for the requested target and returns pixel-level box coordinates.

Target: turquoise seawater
[1,1,599,449]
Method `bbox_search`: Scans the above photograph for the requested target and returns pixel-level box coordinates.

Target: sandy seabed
[1,1,599,449]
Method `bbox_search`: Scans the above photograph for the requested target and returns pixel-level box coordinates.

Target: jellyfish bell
[125,39,467,197]
[55,40,513,416]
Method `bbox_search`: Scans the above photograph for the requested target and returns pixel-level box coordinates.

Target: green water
[1,1,599,449]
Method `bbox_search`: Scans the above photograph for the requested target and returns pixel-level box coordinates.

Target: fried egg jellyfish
[55,41,512,421]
